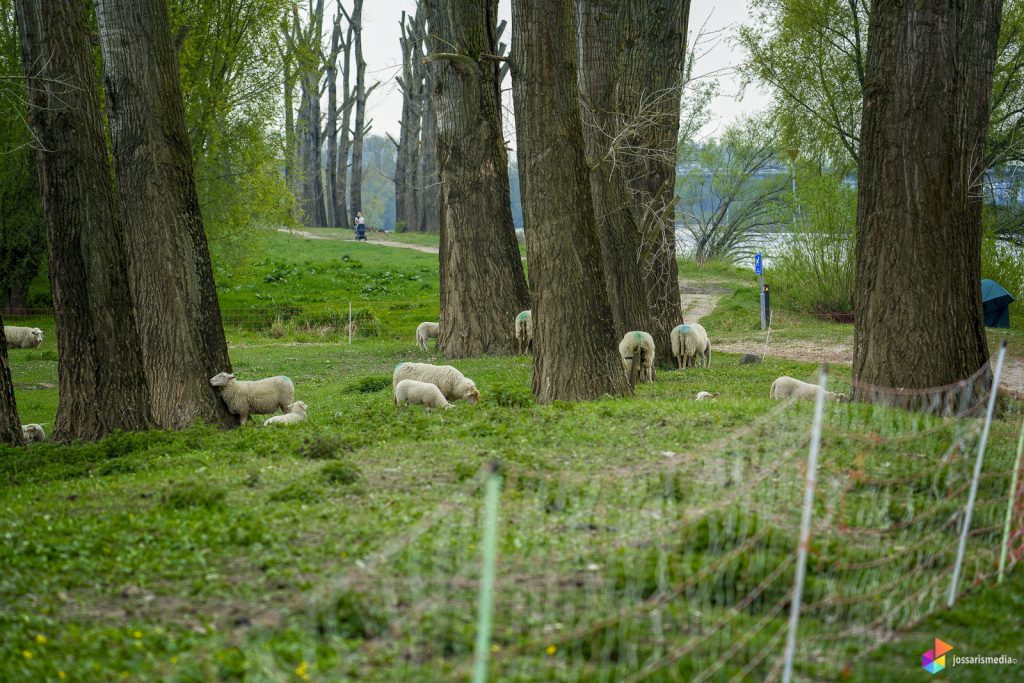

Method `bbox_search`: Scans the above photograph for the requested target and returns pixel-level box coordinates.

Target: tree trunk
[16,0,154,441]
[394,9,415,231]
[853,0,1000,393]
[337,21,354,230]
[425,0,530,357]
[417,90,441,234]
[325,16,342,228]
[578,0,654,340]
[349,0,367,220]
[282,40,298,202]
[0,319,24,446]
[511,0,631,402]
[615,0,690,364]
[95,0,236,429]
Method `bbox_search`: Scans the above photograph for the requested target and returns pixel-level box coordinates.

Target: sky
[357,0,771,143]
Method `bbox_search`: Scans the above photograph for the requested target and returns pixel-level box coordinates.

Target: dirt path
[276,227,439,254]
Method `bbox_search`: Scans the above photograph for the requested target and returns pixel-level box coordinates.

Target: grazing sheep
[3,326,43,349]
[671,323,711,369]
[694,391,717,401]
[770,376,846,402]
[263,401,308,426]
[740,353,761,365]
[209,372,295,424]
[514,310,533,354]
[415,321,440,352]
[393,362,480,404]
[394,379,453,412]
[618,331,655,386]
[21,424,46,442]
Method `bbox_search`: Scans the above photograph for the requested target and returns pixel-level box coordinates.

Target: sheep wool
[209,372,295,424]
[618,331,655,386]
[263,401,308,426]
[394,379,453,411]
[770,376,846,403]
[514,310,533,354]
[694,391,716,401]
[671,323,711,369]
[415,322,440,352]
[21,424,46,442]
[3,326,44,349]
[393,362,480,403]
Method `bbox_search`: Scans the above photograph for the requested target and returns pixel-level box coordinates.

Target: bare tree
[512,0,630,402]
[324,7,348,227]
[290,0,327,226]
[95,0,236,429]
[0,321,23,446]
[348,0,379,223]
[16,0,154,440]
[393,7,424,231]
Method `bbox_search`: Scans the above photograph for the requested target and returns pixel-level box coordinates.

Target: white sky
[358,0,771,142]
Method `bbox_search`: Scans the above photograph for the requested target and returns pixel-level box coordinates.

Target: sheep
[3,326,43,349]
[514,310,533,354]
[694,391,717,401]
[394,379,453,412]
[618,331,655,386]
[209,372,295,424]
[415,321,440,352]
[21,423,46,442]
[770,376,846,403]
[671,323,711,369]
[263,401,308,426]
[393,362,480,404]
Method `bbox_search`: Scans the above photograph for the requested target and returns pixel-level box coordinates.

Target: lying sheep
[514,310,533,354]
[393,362,480,404]
[671,323,711,369]
[263,401,308,426]
[209,372,295,424]
[770,376,846,402]
[21,424,46,442]
[695,391,717,401]
[3,326,43,349]
[416,321,440,352]
[618,331,655,386]
[394,379,453,412]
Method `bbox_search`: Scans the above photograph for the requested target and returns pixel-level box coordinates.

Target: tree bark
[425,0,530,357]
[337,18,355,230]
[95,0,236,429]
[511,0,631,402]
[16,0,154,441]
[0,319,23,446]
[325,13,343,227]
[417,83,441,234]
[349,0,367,220]
[578,0,655,341]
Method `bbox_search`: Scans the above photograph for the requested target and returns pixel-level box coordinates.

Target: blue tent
[981,279,1015,328]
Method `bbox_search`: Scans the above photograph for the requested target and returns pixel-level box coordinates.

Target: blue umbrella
[981,279,1015,328]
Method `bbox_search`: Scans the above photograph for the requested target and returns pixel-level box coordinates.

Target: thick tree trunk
[337,22,354,230]
[578,0,654,341]
[511,0,631,402]
[615,0,690,364]
[425,0,530,357]
[16,0,154,441]
[349,0,367,220]
[0,320,23,446]
[298,74,326,226]
[853,0,1000,394]
[95,0,236,429]
[325,17,342,228]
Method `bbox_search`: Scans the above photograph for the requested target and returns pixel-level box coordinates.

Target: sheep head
[209,372,236,387]
[288,401,308,414]
[31,329,43,343]
[464,386,480,404]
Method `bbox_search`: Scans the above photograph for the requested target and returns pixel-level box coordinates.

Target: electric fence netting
[251,351,1022,682]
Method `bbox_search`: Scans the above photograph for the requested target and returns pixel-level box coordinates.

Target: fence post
[473,463,502,683]
[948,341,1007,607]
[997,414,1024,584]
[348,302,353,345]
[781,363,828,683]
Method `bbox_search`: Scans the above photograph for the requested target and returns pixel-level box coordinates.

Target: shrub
[344,374,391,393]
[491,382,533,408]
[297,435,361,460]
[321,460,363,486]
[161,480,227,510]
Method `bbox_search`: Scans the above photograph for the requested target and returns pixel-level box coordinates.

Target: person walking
[354,211,366,241]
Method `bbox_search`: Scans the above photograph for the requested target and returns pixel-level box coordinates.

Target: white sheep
[21,423,46,442]
[394,379,453,412]
[618,331,655,386]
[770,376,846,402]
[393,362,480,404]
[694,391,717,401]
[209,372,295,424]
[4,326,44,349]
[671,323,711,369]
[415,321,440,352]
[263,401,308,426]
[514,310,533,354]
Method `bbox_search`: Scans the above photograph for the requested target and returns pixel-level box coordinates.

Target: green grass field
[1,229,1022,681]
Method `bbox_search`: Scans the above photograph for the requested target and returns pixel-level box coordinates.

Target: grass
[1,232,1023,681]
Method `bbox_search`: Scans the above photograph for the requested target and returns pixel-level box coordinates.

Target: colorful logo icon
[922,638,953,674]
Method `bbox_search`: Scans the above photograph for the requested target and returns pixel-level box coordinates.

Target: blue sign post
[754,253,763,276]
[755,253,766,330]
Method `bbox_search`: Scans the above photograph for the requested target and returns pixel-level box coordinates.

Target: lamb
[3,326,43,349]
[21,424,46,442]
[694,391,717,401]
[618,331,655,386]
[263,401,308,426]
[393,362,480,404]
[415,321,440,352]
[514,310,533,354]
[394,379,453,412]
[209,372,295,424]
[671,323,711,369]
[770,376,846,402]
